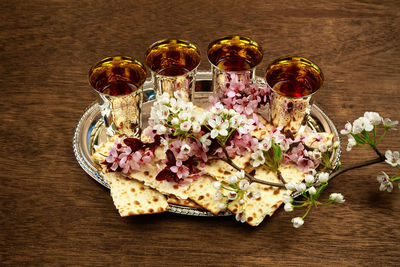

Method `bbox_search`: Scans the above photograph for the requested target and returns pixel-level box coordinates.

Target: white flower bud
[295,183,307,193]
[291,217,304,228]
[283,194,292,204]
[284,203,293,212]
[305,174,315,184]
[285,181,296,191]
[318,172,330,183]
[212,181,221,189]
[330,193,345,203]
[227,175,238,184]
[308,186,317,195]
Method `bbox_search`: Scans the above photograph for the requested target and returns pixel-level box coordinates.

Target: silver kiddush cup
[145,39,201,102]
[89,56,147,137]
[265,56,324,134]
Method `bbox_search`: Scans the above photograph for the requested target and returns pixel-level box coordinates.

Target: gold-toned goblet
[145,39,201,102]
[265,56,324,134]
[89,56,147,137]
[207,35,263,96]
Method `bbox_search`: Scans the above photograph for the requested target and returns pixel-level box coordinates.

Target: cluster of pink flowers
[212,72,271,116]
[103,137,156,174]
[283,142,321,173]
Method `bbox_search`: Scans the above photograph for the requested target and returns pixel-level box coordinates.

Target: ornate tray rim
[73,71,341,217]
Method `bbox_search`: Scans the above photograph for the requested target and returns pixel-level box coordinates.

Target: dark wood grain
[1,0,399,265]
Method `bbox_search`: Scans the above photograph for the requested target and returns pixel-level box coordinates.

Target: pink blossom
[141,150,154,164]
[170,160,190,179]
[225,133,259,156]
[296,157,315,173]
[217,72,271,117]
[143,127,157,142]
[105,146,120,171]
[119,151,141,173]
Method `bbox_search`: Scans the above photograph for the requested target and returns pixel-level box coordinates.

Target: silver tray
[73,71,341,217]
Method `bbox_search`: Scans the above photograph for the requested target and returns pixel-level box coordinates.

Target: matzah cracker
[228,164,306,226]
[186,175,229,215]
[251,115,274,139]
[167,195,203,209]
[91,135,120,165]
[200,153,251,183]
[128,162,190,200]
[104,172,168,216]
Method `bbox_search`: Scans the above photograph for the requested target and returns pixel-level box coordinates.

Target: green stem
[376,128,388,146]
[318,200,334,206]
[373,125,377,146]
[391,177,400,182]
[302,205,312,219]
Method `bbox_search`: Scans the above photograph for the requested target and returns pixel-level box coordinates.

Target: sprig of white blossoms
[213,170,261,223]
[340,111,398,151]
[283,171,345,228]
[341,112,400,193]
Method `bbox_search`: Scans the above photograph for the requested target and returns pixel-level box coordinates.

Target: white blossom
[238,179,250,190]
[340,122,352,135]
[295,183,307,193]
[377,172,393,192]
[192,122,201,133]
[318,172,330,183]
[228,191,238,200]
[180,121,191,132]
[329,193,345,203]
[305,174,315,184]
[208,116,229,138]
[383,118,398,128]
[385,150,400,167]
[199,133,211,148]
[291,217,304,228]
[364,112,382,125]
[178,111,190,121]
[181,143,191,154]
[227,175,238,184]
[236,170,245,179]
[171,117,179,125]
[258,137,272,151]
[347,135,356,151]
[285,181,297,191]
[283,194,293,204]
[284,203,293,212]
[308,186,317,195]
[235,211,246,223]
[158,92,170,105]
[352,117,373,134]
[154,124,167,134]
[250,150,265,167]
[212,181,221,189]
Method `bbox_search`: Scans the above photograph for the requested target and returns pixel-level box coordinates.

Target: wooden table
[1,0,399,265]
